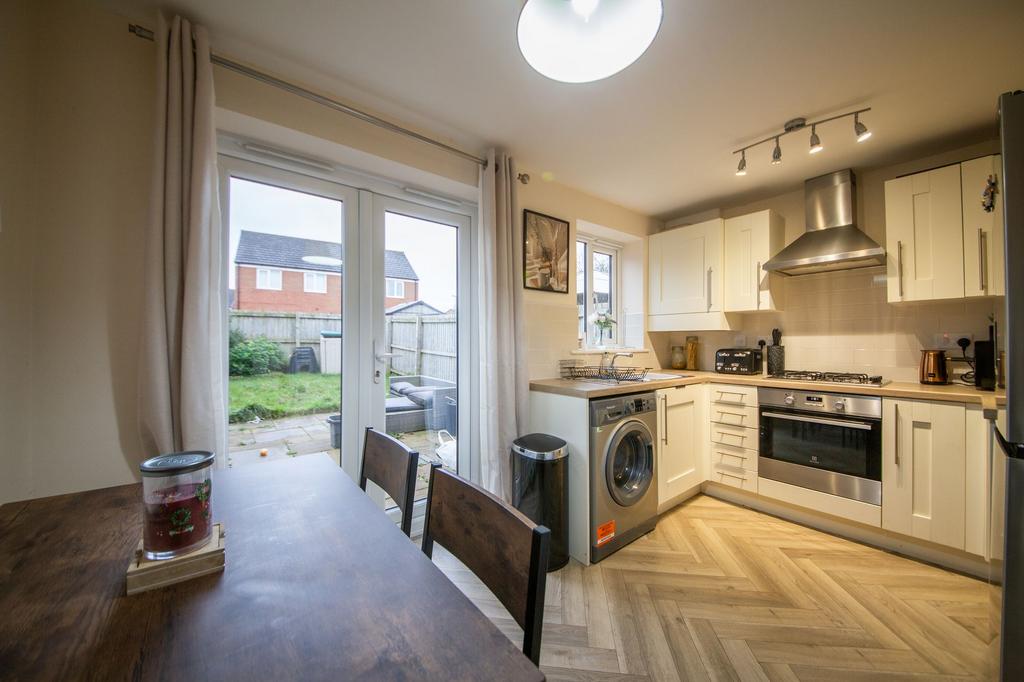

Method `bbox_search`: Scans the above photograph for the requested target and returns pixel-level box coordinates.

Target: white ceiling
[107,0,1024,218]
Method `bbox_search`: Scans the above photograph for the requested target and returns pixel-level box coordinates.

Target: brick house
[234,231,419,313]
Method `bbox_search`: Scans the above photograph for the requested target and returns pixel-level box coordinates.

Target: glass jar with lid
[140,451,215,560]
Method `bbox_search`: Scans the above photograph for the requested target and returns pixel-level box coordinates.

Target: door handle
[978,228,986,292]
[897,240,904,298]
[706,267,712,311]
[661,394,669,444]
[894,403,901,466]
[373,340,394,384]
[755,261,761,310]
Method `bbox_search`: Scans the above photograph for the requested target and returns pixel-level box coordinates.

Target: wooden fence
[386,314,457,383]
[230,311,457,382]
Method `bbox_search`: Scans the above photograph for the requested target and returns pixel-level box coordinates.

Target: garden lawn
[229,372,341,423]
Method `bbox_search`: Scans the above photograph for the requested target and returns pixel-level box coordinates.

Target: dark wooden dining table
[0,454,544,681]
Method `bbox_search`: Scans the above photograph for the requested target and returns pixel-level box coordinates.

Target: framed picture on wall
[523,209,570,293]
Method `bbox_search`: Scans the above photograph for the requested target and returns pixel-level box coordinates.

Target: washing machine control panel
[590,392,658,427]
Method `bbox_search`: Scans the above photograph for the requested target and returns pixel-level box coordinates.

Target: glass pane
[592,251,613,346]
[576,241,587,342]
[383,211,459,506]
[226,177,344,470]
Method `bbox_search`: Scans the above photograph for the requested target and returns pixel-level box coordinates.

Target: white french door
[219,154,474,519]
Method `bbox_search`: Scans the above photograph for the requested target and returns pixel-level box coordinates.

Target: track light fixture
[809,125,823,154]
[736,150,747,176]
[854,113,872,142]
[732,107,871,175]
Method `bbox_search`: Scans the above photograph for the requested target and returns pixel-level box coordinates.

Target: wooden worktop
[530,369,1006,407]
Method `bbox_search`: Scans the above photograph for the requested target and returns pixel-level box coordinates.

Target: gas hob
[769,370,890,387]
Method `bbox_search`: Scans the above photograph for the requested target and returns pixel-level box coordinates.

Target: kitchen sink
[642,372,688,381]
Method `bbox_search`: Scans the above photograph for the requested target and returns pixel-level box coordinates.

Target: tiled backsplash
[657,267,1002,383]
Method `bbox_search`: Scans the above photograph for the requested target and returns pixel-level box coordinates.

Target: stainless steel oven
[758,387,882,505]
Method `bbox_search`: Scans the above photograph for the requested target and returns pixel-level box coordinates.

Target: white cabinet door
[882,399,966,549]
[723,210,785,312]
[649,219,722,316]
[885,164,964,302]
[656,385,705,505]
[962,154,1005,298]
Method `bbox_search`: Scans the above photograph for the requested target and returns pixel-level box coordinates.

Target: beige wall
[518,177,661,379]
[0,0,36,504]
[0,0,156,504]
[652,139,1003,380]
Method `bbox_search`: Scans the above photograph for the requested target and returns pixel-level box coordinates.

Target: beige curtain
[138,15,225,459]
[478,150,528,499]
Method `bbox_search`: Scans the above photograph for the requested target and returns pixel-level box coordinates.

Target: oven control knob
[835,399,847,411]
[784,394,795,406]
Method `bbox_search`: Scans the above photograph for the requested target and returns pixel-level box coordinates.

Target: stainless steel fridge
[993,89,1024,680]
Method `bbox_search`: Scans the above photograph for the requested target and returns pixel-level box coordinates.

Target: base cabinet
[656,385,705,505]
[882,399,967,550]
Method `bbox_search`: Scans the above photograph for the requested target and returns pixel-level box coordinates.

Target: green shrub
[229,336,285,376]
[228,328,246,349]
[229,402,285,423]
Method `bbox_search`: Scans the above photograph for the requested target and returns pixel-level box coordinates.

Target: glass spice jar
[140,451,215,560]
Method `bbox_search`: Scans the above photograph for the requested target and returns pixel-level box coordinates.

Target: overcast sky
[228,178,458,310]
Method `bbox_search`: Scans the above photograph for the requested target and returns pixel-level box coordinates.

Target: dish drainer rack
[561,365,651,383]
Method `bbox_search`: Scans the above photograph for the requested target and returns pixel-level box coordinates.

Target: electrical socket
[756,336,769,347]
[933,332,973,351]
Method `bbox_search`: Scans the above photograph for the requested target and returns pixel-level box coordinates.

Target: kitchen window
[577,236,621,347]
[304,271,328,293]
[385,278,405,298]
[256,268,282,290]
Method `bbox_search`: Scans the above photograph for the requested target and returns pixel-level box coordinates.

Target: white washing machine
[589,391,659,563]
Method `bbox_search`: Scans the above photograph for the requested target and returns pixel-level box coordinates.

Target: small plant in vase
[590,312,616,347]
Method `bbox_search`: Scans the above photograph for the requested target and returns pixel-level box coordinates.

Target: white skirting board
[702,482,989,579]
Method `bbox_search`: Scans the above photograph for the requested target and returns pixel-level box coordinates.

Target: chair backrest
[360,427,419,536]
[421,465,550,665]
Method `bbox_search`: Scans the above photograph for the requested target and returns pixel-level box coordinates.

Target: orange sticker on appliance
[596,520,616,546]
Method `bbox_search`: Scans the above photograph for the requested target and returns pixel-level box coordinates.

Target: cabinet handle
[719,470,746,483]
[897,240,904,298]
[661,394,669,444]
[755,261,761,310]
[706,267,713,311]
[978,228,987,292]
[719,450,746,464]
[894,403,901,466]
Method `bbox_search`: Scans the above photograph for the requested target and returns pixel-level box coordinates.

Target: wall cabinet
[882,399,966,550]
[884,155,1005,303]
[656,385,706,505]
[648,219,730,331]
[962,154,1005,298]
[723,210,786,312]
[885,164,965,302]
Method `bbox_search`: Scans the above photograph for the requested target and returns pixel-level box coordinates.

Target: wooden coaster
[126,523,226,596]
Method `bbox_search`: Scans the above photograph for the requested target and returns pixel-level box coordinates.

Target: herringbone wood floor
[432,494,995,681]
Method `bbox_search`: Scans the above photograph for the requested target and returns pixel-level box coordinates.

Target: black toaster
[715,348,763,375]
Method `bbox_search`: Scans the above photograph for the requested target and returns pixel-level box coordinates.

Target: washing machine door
[605,419,655,507]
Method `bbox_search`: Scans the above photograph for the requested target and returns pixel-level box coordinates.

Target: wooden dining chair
[360,427,420,536]
[421,465,551,666]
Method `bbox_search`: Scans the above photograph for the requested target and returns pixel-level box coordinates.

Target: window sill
[570,348,651,356]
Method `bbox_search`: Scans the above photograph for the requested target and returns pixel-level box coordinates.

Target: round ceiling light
[517,0,663,84]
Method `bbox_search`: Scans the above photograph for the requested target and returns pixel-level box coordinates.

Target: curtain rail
[128,23,487,168]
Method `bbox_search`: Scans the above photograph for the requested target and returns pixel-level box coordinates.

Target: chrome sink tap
[602,351,634,376]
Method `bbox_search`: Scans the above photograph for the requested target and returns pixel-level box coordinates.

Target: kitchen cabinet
[723,210,786,312]
[965,404,1007,558]
[885,164,965,302]
[962,154,1005,298]
[648,219,730,331]
[656,385,706,505]
[882,399,966,550]
[707,383,758,494]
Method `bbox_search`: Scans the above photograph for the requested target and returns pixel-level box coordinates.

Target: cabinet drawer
[710,443,758,473]
[709,464,757,492]
[710,422,759,450]
[710,403,758,428]
[710,384,758,407]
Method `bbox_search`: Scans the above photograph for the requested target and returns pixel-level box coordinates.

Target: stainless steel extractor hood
[762,169,886,276]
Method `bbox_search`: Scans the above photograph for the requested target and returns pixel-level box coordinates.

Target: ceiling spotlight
[771,137,782,165]
[809,125,823,154]
[736,151,747,176]
[854,113,872,142]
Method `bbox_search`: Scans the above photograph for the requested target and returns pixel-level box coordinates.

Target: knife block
[767,345,785,376]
